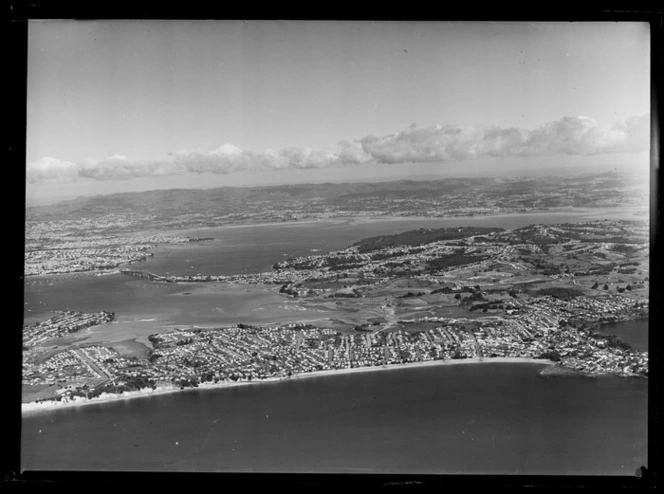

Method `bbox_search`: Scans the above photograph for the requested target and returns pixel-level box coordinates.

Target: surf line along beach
[22,356,557,414]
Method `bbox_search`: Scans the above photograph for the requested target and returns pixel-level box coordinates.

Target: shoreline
[24,269,121,281]
[22,357,554,415]
[24,207,647,280]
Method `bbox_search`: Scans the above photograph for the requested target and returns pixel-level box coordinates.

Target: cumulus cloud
[602,113,650,153]
[78,154,181,180]
[171,141,371,175]
[26,114,649,183]
[170,144,252,174]
[360,114,650,163]
[26,157,79,183]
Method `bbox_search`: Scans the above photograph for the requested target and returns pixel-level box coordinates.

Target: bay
[21,362,648,475]
[130,211,640,277]
[597,319,648,352]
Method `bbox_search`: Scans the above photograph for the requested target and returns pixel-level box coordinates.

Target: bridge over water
[119,269,167,282]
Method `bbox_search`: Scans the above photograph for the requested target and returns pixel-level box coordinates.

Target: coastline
[25,206,646,280]
[21,357,554,415]
[24,269,121,281]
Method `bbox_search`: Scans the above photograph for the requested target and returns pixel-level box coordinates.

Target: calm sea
[21,362,647,475]
[597,319,648,352]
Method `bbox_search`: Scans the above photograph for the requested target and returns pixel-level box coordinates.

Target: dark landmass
[26,170,647,233]
[23,217,649,405]
[353,226,504,252]
[25,170,647,277]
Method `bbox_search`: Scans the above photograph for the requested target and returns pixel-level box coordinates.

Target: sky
[26,20,651,205]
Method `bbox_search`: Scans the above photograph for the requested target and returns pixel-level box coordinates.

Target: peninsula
[23,216,649,410]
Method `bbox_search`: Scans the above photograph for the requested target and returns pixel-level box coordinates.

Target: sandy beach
[21,356,554,415]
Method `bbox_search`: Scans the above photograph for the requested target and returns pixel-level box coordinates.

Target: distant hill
[26,177,495,218]
[25,170,648,231]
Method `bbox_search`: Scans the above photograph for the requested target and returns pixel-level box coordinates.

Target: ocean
[21,362,647,474]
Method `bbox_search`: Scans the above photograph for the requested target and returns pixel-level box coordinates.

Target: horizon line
[25,163,648,208]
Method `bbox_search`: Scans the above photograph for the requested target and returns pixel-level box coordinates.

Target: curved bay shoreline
[22,357,558,415]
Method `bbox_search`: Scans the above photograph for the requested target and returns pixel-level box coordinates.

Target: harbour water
[596,318,648,352]
[24,211,642,320]
[128,211,641,277]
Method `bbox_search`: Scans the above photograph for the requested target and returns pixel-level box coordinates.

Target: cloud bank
[27,114,649,183]
[360,114,649,163]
